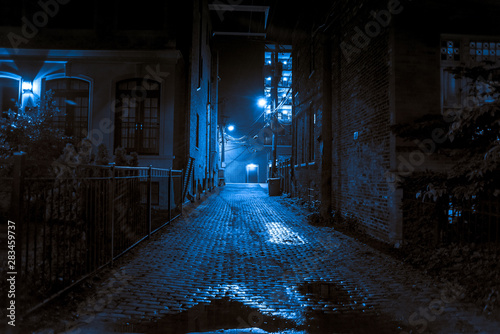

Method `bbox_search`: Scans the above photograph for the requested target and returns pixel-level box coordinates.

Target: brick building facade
[178,0,220,198]
[0,0,220,201]
[291,0,500,243]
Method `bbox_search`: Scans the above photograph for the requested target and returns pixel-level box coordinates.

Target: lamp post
[220,122,234,166]
[219,123,234,186]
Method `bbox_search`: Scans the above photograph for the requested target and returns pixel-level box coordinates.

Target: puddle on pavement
[297,282,408,333]
[113,283,409,334]
[115,297,297,334]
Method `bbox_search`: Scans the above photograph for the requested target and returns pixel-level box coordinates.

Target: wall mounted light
[22,80,33,93]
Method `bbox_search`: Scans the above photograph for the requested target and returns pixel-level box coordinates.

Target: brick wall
[292,0,410,241]
[331,0,395,242]
[292,17,325,202]
[292,0,500,243]
[187,0,217,197]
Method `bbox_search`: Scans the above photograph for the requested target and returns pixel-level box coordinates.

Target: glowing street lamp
[257,98,267,108]
[227,125,235,132]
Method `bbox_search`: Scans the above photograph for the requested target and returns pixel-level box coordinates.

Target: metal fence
[402,191,500,246]
[277,159,292,195]
[445,196,500,244]
[1,153,183,316]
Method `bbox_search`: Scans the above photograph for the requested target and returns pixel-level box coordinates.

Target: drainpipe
[207,102,210,191]
[271,43,279,178]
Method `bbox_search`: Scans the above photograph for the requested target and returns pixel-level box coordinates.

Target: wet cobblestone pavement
[18,184,500,333]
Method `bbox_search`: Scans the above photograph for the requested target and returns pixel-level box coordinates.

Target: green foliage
[114,146,139,166]
[129,152,139,167]
[393,65,500,202]
[114,146,128,166]
[0,91,69,173]
[95,144,110,165]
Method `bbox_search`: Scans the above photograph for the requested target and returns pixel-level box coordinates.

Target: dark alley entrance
[246,164,259,183]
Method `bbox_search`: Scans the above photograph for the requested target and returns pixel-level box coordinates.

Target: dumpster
[268,178,282,196]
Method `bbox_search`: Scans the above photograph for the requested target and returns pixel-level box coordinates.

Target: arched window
[45,78,90,140]
[114,79,160,155]
[0,77,20,117]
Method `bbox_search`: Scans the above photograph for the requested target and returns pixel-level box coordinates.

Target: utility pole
[271,43,280,178]
[221,114,228,165]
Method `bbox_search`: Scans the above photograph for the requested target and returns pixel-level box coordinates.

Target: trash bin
[268,178,282,196]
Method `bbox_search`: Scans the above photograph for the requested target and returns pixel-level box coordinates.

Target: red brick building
[291,0,500,243]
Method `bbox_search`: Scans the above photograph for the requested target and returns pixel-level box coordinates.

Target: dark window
[115,79,160,155]
[45,78,90,140]
[0,78,19,116]
[294,107,314,164]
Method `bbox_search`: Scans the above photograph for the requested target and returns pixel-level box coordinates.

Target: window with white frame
[441,35,500,113]
[45,78,90,140]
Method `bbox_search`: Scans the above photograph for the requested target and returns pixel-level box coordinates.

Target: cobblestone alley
[20,184,500,334]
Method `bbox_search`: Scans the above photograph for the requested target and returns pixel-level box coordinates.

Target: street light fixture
[257,98,267,108]
[227,125,235,132]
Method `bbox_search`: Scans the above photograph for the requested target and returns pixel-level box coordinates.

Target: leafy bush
[393,65,500,202]
[114,146,139,167]
[0,90,69,176]
[393,65,500,248]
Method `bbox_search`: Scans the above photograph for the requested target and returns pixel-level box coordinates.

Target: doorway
[246,164,259,183]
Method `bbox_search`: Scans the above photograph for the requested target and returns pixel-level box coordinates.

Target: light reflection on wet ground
[265,221,306,245]
[113,281,407,334]
[22,184,433,333]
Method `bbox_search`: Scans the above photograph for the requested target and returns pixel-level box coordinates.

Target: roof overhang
[209,4,270,38]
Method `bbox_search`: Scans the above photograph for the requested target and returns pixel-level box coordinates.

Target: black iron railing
[402,191,500,246]
[1,154,183,316]
[277,159,292,195]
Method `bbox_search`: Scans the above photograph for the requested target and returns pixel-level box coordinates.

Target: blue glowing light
[227,125,235,131]
[22,81,32,91]
[258,98,267,107]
